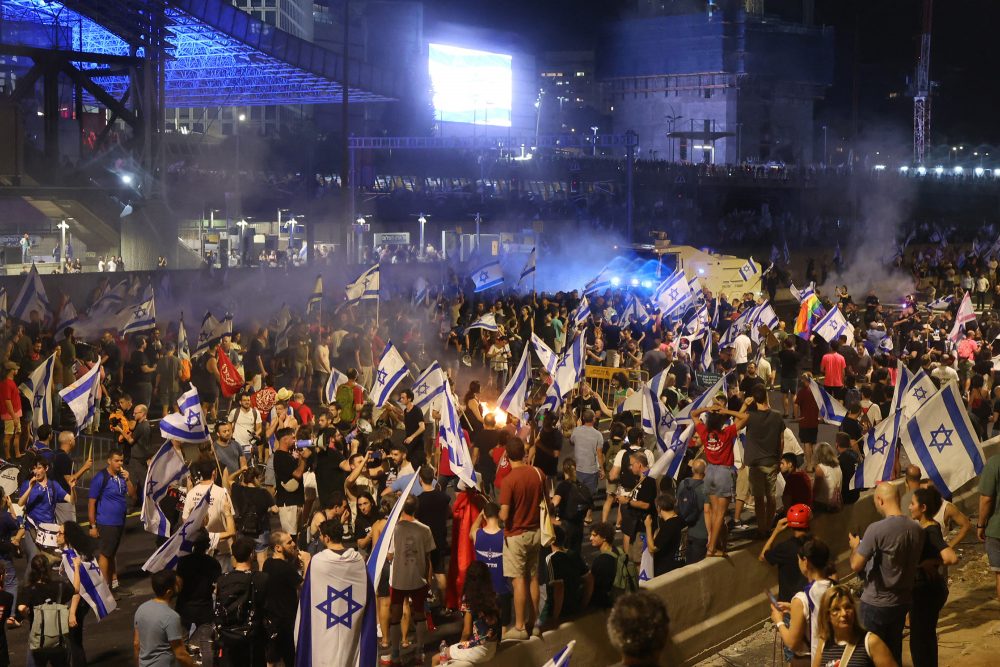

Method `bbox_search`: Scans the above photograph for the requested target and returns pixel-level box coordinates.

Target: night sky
[422,0,1000,146]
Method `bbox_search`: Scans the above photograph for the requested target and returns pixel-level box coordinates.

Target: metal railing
[583,365,649,412]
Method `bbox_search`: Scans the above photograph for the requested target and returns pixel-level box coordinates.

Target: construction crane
[913,0,933,164]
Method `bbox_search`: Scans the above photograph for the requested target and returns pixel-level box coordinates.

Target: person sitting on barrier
[606,591,670,667]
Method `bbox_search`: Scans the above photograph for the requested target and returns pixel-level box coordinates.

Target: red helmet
[786,504,812,529]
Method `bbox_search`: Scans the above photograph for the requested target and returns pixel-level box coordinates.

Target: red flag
[445,490,479,609]
[216,347,244,397]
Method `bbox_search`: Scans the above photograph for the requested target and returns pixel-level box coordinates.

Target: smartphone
[766,589,781,611]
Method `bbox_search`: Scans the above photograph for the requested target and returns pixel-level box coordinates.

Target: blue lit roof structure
[1,0,397,106]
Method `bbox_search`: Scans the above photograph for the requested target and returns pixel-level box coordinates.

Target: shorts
[253,531,269,553]
[736,466,750,501]
[780,376,797,394]
[278,505,301,534]
[159,389,178,408]
[429,547,448,575]
[749,464,778,499]
[605,481,619,495]
[266,623,295,665]
[502,530,541,578]
[704,464,736,498]
[3,419,20,435]
[377,566,391,597]
[292,361,308,379]
[449,640,497,662]
[97,524,125,559]
[736,362,748,376]
[798,427,818,444]
[621,513,639,541]
[986,536,1000,572]
[389,585,428,613]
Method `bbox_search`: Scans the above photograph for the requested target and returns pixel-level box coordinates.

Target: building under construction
[600,0,834,164]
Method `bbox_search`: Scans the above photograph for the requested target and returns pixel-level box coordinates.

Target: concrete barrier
[482,439,999,666]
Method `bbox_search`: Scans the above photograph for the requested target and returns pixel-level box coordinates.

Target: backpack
[560,481,592,522]
[29,584,70,653]
[235,491,263,537]
[214,572,260,643]
[611,547,639,600]
[676,478,703,527]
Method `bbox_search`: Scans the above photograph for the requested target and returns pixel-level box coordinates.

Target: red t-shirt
[492,445,511,489]
[820,352,846,387]
[289,401,314,425]
[794,386,819,429]
[498,465,544,536]
[694,422,740,467]
[0,378,21,420]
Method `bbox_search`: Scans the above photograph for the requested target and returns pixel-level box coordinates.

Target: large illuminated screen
[428,43,512,127]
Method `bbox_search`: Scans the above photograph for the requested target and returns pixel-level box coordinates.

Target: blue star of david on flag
[316,584,363,629]
[912,386,928,401]
[376,368,388,386]
[414,382,429,396]
[870,434,889,455]
[928,424,953,453]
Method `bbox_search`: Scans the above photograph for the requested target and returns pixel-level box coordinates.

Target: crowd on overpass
[0,239,997,667]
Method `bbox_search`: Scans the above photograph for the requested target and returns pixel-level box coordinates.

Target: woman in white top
[812,442,843,512]
[770,537,837,662]
[926,480,973,547]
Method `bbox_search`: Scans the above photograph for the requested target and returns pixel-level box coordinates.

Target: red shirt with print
[694,422,740,467]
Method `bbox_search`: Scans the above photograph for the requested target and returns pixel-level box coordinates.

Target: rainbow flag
[794,294,824,339]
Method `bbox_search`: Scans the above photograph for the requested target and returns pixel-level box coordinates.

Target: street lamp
[590,126,599,157]
[417,214,428,258]
[57,219,69,272]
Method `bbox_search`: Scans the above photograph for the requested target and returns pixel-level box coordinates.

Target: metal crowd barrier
[584,365,649,412]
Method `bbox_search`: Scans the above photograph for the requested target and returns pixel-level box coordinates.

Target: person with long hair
[432,561,500,665]
[463,381,484,434]
[17,553,81,667]
[812,442,844,512]
[812,585,897,667]
[552,458,586,554]
[908,486,958,667]
[690,400,749,556]
[353,490,381,554]
[60,521,99,666]
[770,538,837,664]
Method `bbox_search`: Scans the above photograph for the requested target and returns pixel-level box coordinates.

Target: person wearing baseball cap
[759,504,813,603]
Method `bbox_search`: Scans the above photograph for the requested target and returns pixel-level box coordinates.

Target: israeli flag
[439,379,479,489]
[141,441,188,537]
[411,362,446,417]
[638,533,655,584]
[738,257,759,282]
[652,271,691,318]
[177,317,190,361]
[324,367,349,405]
[926,295,953,311]
[295,547,376,667]
[553,332,586,396]
[541,640,576,667]
[274,319,294,356]
[807,379,847,425]
[584,267,613,294]
[59,361,102,432]
[699,337,714,373]
[642,382,674,440]
[878,336,894,353]
[307,275,323,314]
[640,370,670,433]
[900,368,936,419]
[19,352,56,429]
[813,306,855,344]
[948,292,976,342]
[372,341,410,407]
[159,388,209,443]
[688,275,705,305]
[518,247,536,287]
[900,382,985,496]
[367,470,421,601]
[853,416,898,491]
[464,312,499,335]
[412,276,429,305]
[346,264,380,303]
[538,379,564,415]
[9,264,50,323]
[620,294,651,325]
[62,548,116,620]
[649,422,696,480]
[685,303,710,338]
[770,245,781,266]
[119,289,156,335]
[56,299,79,332]
[470,260,504,293]
[142,489,211,572]
[531,333,559,375]
[497,344,531,421]
[572,296,591,328]
[750,301,780,334]
[193,312,232,357]
[789,282,815,304]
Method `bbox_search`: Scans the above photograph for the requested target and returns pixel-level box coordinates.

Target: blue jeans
[860,601,909,666]
[577,472,598,509]
[1,557,16,611]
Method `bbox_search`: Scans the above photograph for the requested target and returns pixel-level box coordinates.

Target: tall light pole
[822,125,828,165]
[236,218,248,266]
[57,219,69,272]
[236,113,245,217]
[591,126,599,157]
[417,214,427,258]
[533,89,543,149]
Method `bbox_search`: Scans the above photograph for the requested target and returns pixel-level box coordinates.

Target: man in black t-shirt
[311,411,351,506]
[759,506,812,601]
[472,416,503,495]
[400,389,426,467]
[263,531,306,667]
[414,467,450,603]
[176,530,223,648]
[216,538,269,665]
[273,427,311,534]
[618,452,657,556]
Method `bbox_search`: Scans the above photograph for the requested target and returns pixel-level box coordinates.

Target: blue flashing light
[610,277,621,287]
[641,280,653,288]
[630,278,640,287]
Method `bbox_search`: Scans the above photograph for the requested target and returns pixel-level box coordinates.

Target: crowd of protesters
[0,244,996,667]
